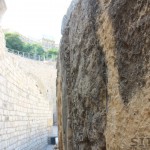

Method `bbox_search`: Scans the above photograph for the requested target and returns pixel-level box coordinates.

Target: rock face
[57,0,150,150]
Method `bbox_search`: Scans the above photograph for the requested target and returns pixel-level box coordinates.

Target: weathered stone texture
[0,27,57,150]
[57,0,150,149]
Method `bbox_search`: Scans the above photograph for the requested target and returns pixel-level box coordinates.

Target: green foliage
[5,33,24,51]
[23,43,45,55]
[5,32,45,54]
[43,48,58,60]
[31,44,45,55]
[5,32,58,60]
[45,48,58,58]
[47,48,58,55]
[23,43,33,53]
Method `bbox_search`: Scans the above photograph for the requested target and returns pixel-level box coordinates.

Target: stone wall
[0,27,57,150]
[0,0,6,24]
[57,0,150,150]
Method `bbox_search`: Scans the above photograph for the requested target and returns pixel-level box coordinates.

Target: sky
[2,0,72,44]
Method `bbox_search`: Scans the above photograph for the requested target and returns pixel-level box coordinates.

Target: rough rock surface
[57,0,150,150]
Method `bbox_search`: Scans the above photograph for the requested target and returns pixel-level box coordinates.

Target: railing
[7,48,57,61]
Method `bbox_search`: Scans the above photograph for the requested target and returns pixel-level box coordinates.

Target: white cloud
[2,0,72,43]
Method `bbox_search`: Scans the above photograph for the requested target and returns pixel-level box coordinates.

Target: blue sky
[2,0,72,44]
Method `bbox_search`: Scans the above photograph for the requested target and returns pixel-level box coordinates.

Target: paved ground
[46,126,58,150]
[46,145,54,150]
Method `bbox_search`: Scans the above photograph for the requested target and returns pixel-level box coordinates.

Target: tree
[5,33,45,55]
[23,43,44,55]
[5,32,57,60]
[22,43,33,53]
[5,33,24,51]
[30,44,45,55]
[47,48,58,55]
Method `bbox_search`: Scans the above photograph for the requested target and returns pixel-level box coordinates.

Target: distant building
[20,35,57,51]
[19,34,37,45]
[55,44,59,49]
[41,38,56,51]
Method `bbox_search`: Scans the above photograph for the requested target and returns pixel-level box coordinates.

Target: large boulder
[57,0,150,149]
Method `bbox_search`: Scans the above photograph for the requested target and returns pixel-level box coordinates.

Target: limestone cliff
[57,0,150,150]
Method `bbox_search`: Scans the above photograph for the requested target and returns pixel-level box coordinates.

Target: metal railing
[7,48,57,61]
